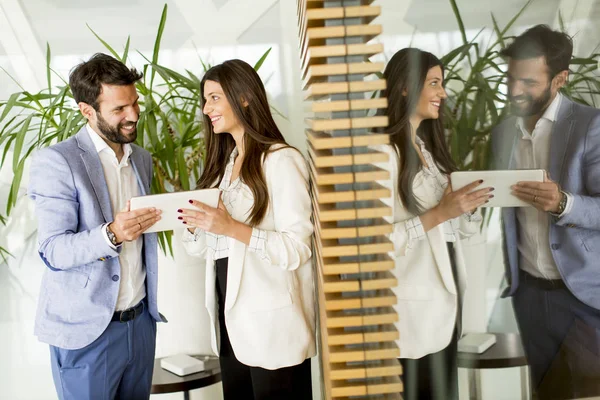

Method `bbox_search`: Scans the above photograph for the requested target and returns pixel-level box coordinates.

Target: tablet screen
[450,170,544,207]
[130,188,220,232]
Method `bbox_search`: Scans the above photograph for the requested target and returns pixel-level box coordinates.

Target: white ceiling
[18,0,193,55]
[404,0,561,33]
[8,0,592,58]
[212,0,232,9]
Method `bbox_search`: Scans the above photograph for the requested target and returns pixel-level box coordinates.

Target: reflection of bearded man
[508,81,552,117]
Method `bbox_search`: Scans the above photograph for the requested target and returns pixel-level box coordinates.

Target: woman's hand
[179,198,236,236]
[436,180,493,221]
[179,197,252,244]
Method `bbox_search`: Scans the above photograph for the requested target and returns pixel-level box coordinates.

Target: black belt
[112,300,145,323]
[520,270,567,291]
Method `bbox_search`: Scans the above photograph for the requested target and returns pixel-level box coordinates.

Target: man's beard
[96,111,137,144]
[509,84,552,118]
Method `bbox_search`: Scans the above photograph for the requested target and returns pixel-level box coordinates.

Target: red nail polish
[177,209,182,213]
[178,216,183,220]
[183,221,187,224]
[188,200,193,204]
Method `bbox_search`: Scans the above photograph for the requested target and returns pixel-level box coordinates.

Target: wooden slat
[307,131,389,150]
[301,25,382,59]
[321,241,393,258]
[317,203,391,223]
[329,329,399,346]
[306,116,388,131]
[308,147,389,168]
[306,24,382,41]
[321,255,395,275]
[323,272,397,294]
[320,222,393,240]
[327,325,399,345]
[330,376,403,398]
[305,79,386,99]
[306,61,383,79]
[315,184,391,205]
[328,343,400,363]
[309,97,387,113]
[325,289,397,311]
[302,43,384,74]
[309,161,390,185]
[306,5,380,21]
[329,359,403,380]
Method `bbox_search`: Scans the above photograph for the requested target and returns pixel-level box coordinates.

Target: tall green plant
[0,4,272,257]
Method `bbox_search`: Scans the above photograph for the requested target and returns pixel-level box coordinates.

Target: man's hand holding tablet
[511,171,563,213]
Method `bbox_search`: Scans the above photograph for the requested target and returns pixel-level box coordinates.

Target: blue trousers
[49,301,157,400]
[514,270,600,399]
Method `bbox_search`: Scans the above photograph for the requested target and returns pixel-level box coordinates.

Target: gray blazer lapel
[549,97,575,183]
[129,146,149,196]
[77,128,114,222]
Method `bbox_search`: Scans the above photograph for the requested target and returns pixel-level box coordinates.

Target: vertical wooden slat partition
[297,1,403,398]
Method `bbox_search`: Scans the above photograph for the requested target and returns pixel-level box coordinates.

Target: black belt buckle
[118,309,131,323]
[114,301,144,323]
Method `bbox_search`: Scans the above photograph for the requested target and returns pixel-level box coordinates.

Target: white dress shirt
[513,94,573,279]
[182,147,268,261]
[87,124,146,310]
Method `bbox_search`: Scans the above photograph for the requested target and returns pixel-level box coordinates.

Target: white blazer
[376,144,479,359]
[183,145,316,370]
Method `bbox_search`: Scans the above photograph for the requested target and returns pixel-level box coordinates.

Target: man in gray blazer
[28,53,164,400]
[493,25,600,399]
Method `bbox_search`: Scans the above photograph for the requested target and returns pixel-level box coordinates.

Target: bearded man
[28,53,165,400]
[493,25,600,399]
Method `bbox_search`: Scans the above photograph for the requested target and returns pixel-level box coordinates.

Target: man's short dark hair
[69,53,143,111]
[500,24,573,78]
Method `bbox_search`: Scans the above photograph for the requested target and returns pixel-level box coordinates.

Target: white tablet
[450,169,544,207]
[130,188,220,233]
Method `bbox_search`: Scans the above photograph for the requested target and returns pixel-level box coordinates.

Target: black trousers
[514,269,600,400]
[215,257,313,400]
[400,333,458,400]
[399,243,460,400]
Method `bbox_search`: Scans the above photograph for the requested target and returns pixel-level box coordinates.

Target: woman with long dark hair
[379,48,492,399]
[179,59,314,400]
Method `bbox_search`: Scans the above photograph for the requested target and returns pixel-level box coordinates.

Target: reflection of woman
[179,59,315,400]
[378,48,492,400]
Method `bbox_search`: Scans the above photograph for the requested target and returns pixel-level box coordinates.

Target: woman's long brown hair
[197,59,289,226]
[379,48,457,215]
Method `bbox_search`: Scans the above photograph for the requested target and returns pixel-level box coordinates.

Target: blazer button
[112,275,120,282]
[551,244,560,250]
